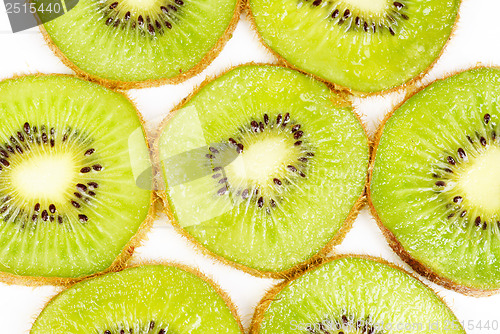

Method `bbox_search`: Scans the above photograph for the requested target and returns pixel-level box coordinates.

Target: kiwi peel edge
[367,65,500,297]
[0,73,157,287]
[248,253,466,333]
[30,260,245,333]
[39,0,245,90]
[245,0,463,97]
[153,62,369,279]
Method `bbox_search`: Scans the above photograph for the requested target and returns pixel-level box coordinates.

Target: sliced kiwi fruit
[31,263,244,333]
[0,75,152,284]
[248,0,460,94]
[369,67,500,296]
[157,64,369,277]
[36,0,241,88]
[250,255,465,334]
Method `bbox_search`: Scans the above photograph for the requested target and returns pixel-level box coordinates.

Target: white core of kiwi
[225,136,295,187]
[11,152,76,203]
[340,0,388,15]
[456,146,500,216]
[117,0,160,13]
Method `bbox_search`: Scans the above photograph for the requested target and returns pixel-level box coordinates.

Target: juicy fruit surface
[371,68,500,290]
[249,0,460,93]
[159,65,369,273]
[31,265,242,333]
[0,75,151,278]
[41,0,237,82]
[257,257,464,334]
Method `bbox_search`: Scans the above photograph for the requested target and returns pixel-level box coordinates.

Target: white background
[1,0,500,332]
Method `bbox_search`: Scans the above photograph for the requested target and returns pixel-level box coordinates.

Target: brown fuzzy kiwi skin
[30,260,245,333]
[249,254,466,334]
[0,73,157,287]
[39,0,245,90]
[367,66,500,297]
[152,62,370,279]
[245,0,463,98]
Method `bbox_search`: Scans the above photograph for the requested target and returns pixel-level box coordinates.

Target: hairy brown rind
[152,62,369,279]
[245,0,463,98]
[367,66,500,297]
[30,260,245,333]
[248,254,465,333]
[0,73,156,287]
[39,0,244,90]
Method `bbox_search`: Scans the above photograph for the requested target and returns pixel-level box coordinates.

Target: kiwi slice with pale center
[0,75,152,284]
[157,64,369,277]
[250,256,465,334]
[37,0,240,88]
[369,67,500,295]
[248,0,460,94]
[31,264,243,333]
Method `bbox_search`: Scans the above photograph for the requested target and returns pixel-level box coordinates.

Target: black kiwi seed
[446,156,456,165]
[394,1,404,9]
[273,178,282,186]
[343,9,350,19]
[88,182,99,189]
[49,204,56,213]
[277,114,282,124]
[217,187,228,196]
[138,15,144,25]
[453,196,462,203]
[287,165,297,172]
[484,113,491,124]
[435,181,446,187]
[85,148,95,156]
[149,321,155,329]
[71,201,81,209]
[294,141,302,146]
[42,210,49,221]
[257,197,264,208]
[475,216,482,227]
[332,9,339,18]
[312,0,321,5]
[109,1,117,9]
[80,167,91,173]
[78,214,88,223]
[159,330,166,334]
[294,131,303,139]
[292,124,301,132]
[457,148,466,159]
[76,184,87,192]
[480,137,487,146]
[264,113,269,125]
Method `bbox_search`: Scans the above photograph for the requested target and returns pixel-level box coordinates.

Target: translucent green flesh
[0,76,151,278]
[159,65,369,273]
[249,0,459,93]
[31,265,242,333]
[42,0,237,82]
[259,257,464,334]
[371,68,500,290]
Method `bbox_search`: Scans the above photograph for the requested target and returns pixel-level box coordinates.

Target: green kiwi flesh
[370,68,500,293]
[38,0,239,85]
[251,256,465,334]
[31,264,243,333]
[0,75,151,281]
[249,0,460,93]
[158,65,369,275]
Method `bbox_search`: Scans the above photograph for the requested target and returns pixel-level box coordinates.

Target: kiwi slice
[248,0,460,94]
[31,264,244,333]
[157,64,369,276]
[369,67,500,295]
[250,255,465,334]
[37,0,241,88]
[0,75,152,284]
